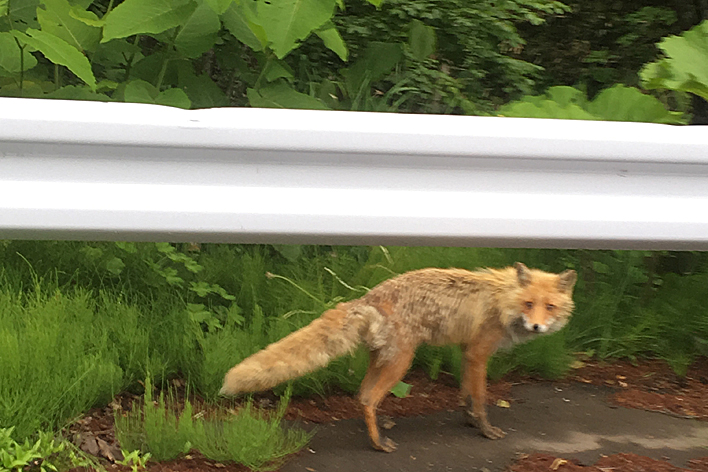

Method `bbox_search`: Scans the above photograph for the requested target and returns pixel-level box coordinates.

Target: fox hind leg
[358,346,415,452]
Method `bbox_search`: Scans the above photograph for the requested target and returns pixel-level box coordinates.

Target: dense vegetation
[1,0,707,469]
[0,0,706,116]
[2,244,708,437]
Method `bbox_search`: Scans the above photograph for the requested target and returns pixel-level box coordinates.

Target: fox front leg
[461,342,507,440]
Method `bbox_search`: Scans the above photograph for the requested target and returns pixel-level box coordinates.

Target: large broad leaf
[262,58,294,82]
[11,28,96,89]
[258,0,336,59]
[102,0,197,42]
[37,0,101,52]
[175,1,220,58]
[204,0,232,14]
[247,82,329,109]
[45,85,111,100]
[498,99,595,120]
[221,1,266,51]
[408,19,435,61]
[587,85,685,124]
[124,79,157,103]
[123,79,191,108]
[156,87,191,108]
[0,0,7,16]
[342,42,403,98]
[69,5,106,27]
[176,60,228,108]
[499,85,685,124]
[640,20,708,101]
[315,21,347,61]
[4,0,39,26]
[542,85,588,108]
[0,31,38,73]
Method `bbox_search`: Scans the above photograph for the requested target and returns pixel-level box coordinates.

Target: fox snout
[522,315,550,333]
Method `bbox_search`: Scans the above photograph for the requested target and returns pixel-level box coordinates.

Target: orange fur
[220,262,577,451]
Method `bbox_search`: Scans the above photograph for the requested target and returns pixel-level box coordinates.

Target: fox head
[514,262,577,335]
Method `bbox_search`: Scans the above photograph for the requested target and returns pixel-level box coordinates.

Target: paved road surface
[281,383,708,472]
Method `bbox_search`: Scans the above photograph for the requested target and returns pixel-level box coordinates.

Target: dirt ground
[67,358,708,472]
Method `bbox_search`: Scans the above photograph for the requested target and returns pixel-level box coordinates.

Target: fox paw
[480,424,506,440]
[466,413,506,440]
[373,437,397,453]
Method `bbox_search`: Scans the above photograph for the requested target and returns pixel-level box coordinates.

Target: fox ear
[514,262,531,286]
[558,269,577,292]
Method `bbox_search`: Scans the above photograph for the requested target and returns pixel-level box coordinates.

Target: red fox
[220,262,577,452]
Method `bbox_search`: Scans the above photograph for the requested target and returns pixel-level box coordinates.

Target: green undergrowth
[1,242,707,448]
[115,379,312,471]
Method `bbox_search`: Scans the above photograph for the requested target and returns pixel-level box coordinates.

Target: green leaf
[11,29,96,89]
[0,32,38,73]
[247,82,329,109]
[364,0,382,7]
[123,79,157,103]
[258,0,337,59]
[123,80,190,108]
[102,0,197,42]
[543,86,588,108]
[45,85,111,100]
[106,257,125,275]
[498,99,596,120]
[221,0,266,51]
[587,84,685,124]
[262,58,294,82]
[0,0,7,16]
[175,1,220,58]
[156,242,175,253]
[408,19,435,61]
[499,84,686,124]
[204,0,232,14]
[273,244,302,261]
[115,241,138,253]
[0,80,44,97]
[342,42,403,98]
[37,0,101,52]
[640,20,708,101]
[176,60,228,108]
[5,0,39,25]
[69,5,105,27]
[156,87,191,108]
[190,281,213,297]
[315,21,347,61]
[390,381,411,398]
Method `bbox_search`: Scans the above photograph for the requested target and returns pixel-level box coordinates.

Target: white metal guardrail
[1,97,707,250]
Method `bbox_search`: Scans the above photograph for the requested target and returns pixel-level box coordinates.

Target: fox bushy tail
[220,304,370,395]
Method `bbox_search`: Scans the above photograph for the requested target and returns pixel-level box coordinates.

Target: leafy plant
[498,84,686,123]
[117,450,152,472]
[641,20,708,101]
[0,428,65,472]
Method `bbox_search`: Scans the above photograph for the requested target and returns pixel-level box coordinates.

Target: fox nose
[532,324,541,332]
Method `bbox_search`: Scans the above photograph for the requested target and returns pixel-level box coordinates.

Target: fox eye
[546,304,555,311]
[525,301,533,309]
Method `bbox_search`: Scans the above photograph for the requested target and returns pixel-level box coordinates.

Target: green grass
[115,379,312,470]
[0,287,123,440]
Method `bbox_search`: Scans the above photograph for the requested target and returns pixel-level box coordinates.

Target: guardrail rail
[1,97,707,250]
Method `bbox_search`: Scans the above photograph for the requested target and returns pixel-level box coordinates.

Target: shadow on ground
[281,383,708,472]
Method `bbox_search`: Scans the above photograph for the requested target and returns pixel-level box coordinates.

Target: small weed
[117,450,152,472]
[115,379,311,470]
[0,427,65,472]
